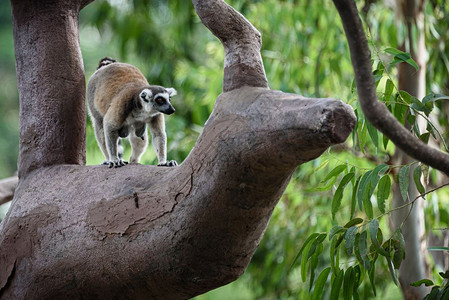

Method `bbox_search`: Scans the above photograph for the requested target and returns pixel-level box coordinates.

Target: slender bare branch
[332,0,449,175]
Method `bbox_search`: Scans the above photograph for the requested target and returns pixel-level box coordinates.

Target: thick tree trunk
[11,0,91,178]
[0,0,355,299]
[391,0,430,298]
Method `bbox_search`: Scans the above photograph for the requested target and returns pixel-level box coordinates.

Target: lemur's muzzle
[164,105,175,115]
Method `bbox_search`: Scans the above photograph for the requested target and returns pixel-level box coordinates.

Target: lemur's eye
[155,97,165,105]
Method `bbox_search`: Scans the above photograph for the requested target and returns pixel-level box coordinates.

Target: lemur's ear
[166,88,177,97]
[140,89,152,102]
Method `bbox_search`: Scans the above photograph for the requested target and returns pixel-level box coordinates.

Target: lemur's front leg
[149,114,177,167]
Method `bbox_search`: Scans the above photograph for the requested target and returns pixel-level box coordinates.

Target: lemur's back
[87,62,149,117]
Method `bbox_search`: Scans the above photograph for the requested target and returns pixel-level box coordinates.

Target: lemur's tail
[97,57,117,70]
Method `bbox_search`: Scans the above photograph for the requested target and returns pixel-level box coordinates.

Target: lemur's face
[140,87,177,115]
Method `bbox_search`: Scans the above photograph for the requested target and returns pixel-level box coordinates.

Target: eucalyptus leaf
[322,164,347,183]
[345,226,358,255]
[343,267,354,300]
[331,269,344,300]
[369,219,388,256]
[344,218,364,228]
[312,267,331,300]
[411,279,434,287]
[413,165,426,196]
[377,175,391,214]
[332,172,355,219]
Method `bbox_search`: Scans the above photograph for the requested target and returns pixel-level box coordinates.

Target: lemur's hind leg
[129,124,148,163]
[103,114,128,168]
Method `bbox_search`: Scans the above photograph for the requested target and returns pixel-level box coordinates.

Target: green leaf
[384,78,394,102]
[427,286,440,300]
[345,226,358,255]
[363,190,374,219]
[399,90,413,104]
[329,225,344,241]
[366,122,379,148]
[332,173,355,219]
[330,235,341,274]
[352,266,362,300]
[368,260,377,296]
[372,164,389,179]
[413,165,426,196]
[290,233,319,270]
[357,171,373,210]
[344,218,364,228]
[343,267,354,300]
[322,164,347,183]
[422,93,449,104]
[358,230,370,269]
[410,96,429,115]
[385,47,419,70]
[331,269,344,300]
[393,248,405,269]
[419,132,430,144]
[411,279,434,287]
[351,176,361,219]
[307,233,327,259]
[394,228,405,251]
[301,233,326,282]
[369,220,388,256]
[383,133,389,150]
[312,267,331,300]
[386,255,399,286]
[439,270,449,279]
[393,100,408,125]
[399,165,410,201]
[309,244,322,291]
[377,175,391,214]
[301,241,313,282]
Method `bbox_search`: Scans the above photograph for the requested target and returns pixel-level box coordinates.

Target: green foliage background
[1,0,448,299]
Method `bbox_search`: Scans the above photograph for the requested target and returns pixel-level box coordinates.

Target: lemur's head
[139,86,177,115]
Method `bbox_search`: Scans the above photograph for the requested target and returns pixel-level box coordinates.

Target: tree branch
[192,0,268,92]
[332,0,449,175]
[11,0,87,178]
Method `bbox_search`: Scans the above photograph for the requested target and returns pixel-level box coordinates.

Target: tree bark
[391,0,430,298]
[11,0,92,178]
[0,0,355,298]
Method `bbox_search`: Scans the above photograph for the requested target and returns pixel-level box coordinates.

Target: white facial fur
[140,89,153,102]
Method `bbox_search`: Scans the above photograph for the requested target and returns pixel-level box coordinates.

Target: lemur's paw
[106,159,128,168]
[158,160,178,167]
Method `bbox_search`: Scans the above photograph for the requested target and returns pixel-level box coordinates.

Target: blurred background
[1,0,448,299]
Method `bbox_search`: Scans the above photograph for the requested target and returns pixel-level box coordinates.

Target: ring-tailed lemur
[87,57,178,168]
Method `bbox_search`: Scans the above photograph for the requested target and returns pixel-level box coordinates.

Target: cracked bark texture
[0,0,355,298]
